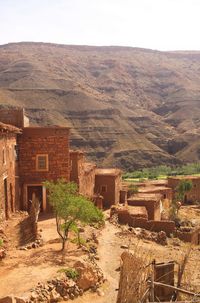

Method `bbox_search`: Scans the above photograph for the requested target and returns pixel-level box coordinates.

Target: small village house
[168,176,200,203]
[127,193,162,221]
[17,127,70,212]
[95,168,122,208]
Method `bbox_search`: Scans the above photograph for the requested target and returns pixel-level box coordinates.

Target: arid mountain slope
[0,42,200,170]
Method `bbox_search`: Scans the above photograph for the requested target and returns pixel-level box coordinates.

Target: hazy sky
[1,0,200,50]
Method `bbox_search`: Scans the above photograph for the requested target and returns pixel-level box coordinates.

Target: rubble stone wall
[117,211,175,236]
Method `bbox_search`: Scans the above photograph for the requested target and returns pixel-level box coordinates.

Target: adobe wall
[95,175,117,208]
[115,174,122,204]
[120,190,127,204]
[70,151,96,198]
[176,228,200,244]
[17,127,70,210]
[168,177,200,203]
[70,151,84,184]
[79,167,96,198]
[146,220,175,236]
[128,198,161,221]
[116,209,175,236]
[0,108,29,128]
[0,134,18,220]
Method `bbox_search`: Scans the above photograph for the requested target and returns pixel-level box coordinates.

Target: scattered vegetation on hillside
[123,163,200,180]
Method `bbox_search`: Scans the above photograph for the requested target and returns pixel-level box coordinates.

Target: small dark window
[101,185,107,193]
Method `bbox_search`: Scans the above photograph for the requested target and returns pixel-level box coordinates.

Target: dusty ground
[1,205,200,302]
[0,213,86,297]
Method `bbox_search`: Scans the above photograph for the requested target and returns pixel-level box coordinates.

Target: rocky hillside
[0,42,200,170]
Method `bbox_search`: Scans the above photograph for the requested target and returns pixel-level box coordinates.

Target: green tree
[44,180,104,250]
[176,179,193,202]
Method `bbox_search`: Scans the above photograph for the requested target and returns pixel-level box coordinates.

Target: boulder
[74,261,98,291]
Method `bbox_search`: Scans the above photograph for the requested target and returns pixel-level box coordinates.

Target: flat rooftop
[138,186,172,193]
[95,168,121,176]
[128,206,148,218]
[128,193,162,201]
[20,126,70,137]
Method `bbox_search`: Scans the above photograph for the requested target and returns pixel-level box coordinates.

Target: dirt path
[73,220,125,303]
[1,214,124,302]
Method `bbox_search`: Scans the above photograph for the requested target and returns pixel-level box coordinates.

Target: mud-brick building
[168,176,200,203]
[0,122,21,219]
[95,169,122,208]
[138,186,173,201]
[70,150,96,198]
[17,127,70,212]
[127,193,162,221]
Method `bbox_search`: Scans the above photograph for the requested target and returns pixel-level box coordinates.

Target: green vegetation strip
[123,163,200,181]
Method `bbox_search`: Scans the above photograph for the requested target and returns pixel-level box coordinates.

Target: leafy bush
[0,238,3,247]
[57,268,79,280]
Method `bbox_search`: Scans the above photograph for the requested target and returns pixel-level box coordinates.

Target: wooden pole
[153,281,200,297]
[140,287,150,303]
[150,261,155,302]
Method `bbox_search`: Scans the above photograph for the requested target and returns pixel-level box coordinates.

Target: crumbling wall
[19,214,37,246]
[18,197,39,246]
[146,221,175,236]
[116,208,175,236]
[176,228,200,244]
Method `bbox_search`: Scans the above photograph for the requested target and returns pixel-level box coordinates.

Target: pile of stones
[117,225,168,246]
[18,237,43,251]
[0,227,7,260]
[27,260,104,302]
[29,278,82,302]
[133,227,168,246]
